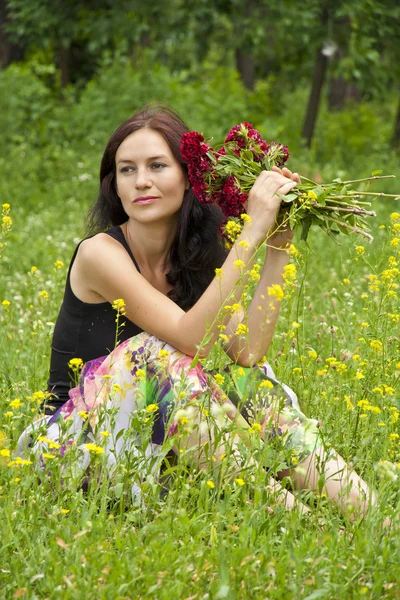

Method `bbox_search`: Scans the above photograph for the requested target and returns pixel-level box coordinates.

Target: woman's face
[115,128,188,224]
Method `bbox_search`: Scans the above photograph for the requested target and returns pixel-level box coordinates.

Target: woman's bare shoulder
[78,232,135,267]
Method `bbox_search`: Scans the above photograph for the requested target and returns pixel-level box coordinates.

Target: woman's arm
[77,170,297,358]
[222,244,291,366]
[222,167,300,366]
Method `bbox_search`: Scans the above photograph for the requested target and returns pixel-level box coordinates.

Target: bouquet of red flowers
[181,123,397,245]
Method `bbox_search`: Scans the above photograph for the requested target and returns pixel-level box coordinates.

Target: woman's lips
[133,196,158,205]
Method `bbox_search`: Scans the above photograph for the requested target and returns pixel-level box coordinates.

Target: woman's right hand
[244,170,298,242]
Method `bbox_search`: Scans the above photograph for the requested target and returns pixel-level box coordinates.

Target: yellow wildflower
[289,244,298,257]
[1,300,10,310]
[207,480,215,489]
[283,263,297,284]
[249,267,261,281]
[1,215,12,229]
[260,379,274,390]
[9,398,22,409]
[8,457,32,467]
[355,371,365,380]
[215,268,223,279]
[213,374,225,386]
[39,290,49,300]
[369,340,383,353]
[238,240,249,250]
[77,411,89,420]
[307,190,317,200]
[234,478,245,486]
[234,259,245,269]
[231,303,242,313]
[136,368,146,380]
[0,449,10,457]
[54,260,64,270]
[390,238,399,248]
[343,278,350,285]
[390,212,400,223]
[240,213,251,223]
[383,385,395,396]
[355,246,365,255]
[308,350,317,359]
[68,357,84,371]
[267,284,284,301]
[100,431,110,438]
[145,404,158,413]
[84,443,105,455]
[112,298,126,314]
[344,395,354,411]
[42,453,56,460]
[235,323,248,336]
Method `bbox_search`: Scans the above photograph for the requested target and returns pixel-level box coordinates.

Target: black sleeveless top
[46,226,143,412]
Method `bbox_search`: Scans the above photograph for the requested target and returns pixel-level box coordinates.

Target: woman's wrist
[241,222,269,248]
[266,244,291,261]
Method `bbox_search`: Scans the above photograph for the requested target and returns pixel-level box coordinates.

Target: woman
[19,105,376,516]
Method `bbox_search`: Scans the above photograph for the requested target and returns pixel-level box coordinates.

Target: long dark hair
[86,105,228,310]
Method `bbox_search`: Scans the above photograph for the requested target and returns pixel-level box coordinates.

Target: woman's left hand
[267,166,300,250]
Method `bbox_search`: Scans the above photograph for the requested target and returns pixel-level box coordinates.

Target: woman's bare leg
[278,446,375,519]
[175,406,309,514]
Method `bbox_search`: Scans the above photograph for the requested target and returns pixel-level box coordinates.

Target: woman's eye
[151,163,166,170]
[121,166,135,173]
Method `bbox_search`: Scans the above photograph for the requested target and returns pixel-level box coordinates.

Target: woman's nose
[135,168,152,189]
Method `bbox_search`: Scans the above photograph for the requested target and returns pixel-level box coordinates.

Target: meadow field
[0,63,400,599]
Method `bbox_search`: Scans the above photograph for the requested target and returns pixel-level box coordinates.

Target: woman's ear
[185,178,190,191]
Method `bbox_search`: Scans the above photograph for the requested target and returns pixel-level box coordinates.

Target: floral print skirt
[17,333,321,497]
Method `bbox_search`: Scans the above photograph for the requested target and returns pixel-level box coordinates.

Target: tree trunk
[0,0,24,67]
[328,76,362,110]
[58,45,70,88]
[301,46,329,147]
[391,96,400,148]
[328,43,361,110]
[235,47,254,90]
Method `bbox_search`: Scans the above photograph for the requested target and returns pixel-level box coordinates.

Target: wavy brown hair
[86,105,228,310]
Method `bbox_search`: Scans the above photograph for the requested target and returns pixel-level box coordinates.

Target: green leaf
[300,217,312,242]
[281,193,297,204]
[371,170,383,176]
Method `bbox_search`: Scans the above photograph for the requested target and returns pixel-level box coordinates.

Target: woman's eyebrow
[117,155,169,164]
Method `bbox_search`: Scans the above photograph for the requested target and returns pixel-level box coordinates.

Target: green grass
[1,69,400,596]
[1,195,399,600]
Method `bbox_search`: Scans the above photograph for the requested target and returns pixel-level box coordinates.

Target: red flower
[180,131,210,162]
[219,175,248,218]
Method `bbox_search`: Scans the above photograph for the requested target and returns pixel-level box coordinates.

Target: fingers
[252,170,297,200]
[277,181,298,196]
[272,165,301,183]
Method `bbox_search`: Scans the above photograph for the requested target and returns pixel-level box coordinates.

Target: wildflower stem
[341,175,396,185]
[323,215,373,241]
[342,191,400,198]
[314,204,376,217]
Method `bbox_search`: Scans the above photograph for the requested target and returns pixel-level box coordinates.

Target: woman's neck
[123,217,178,273]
